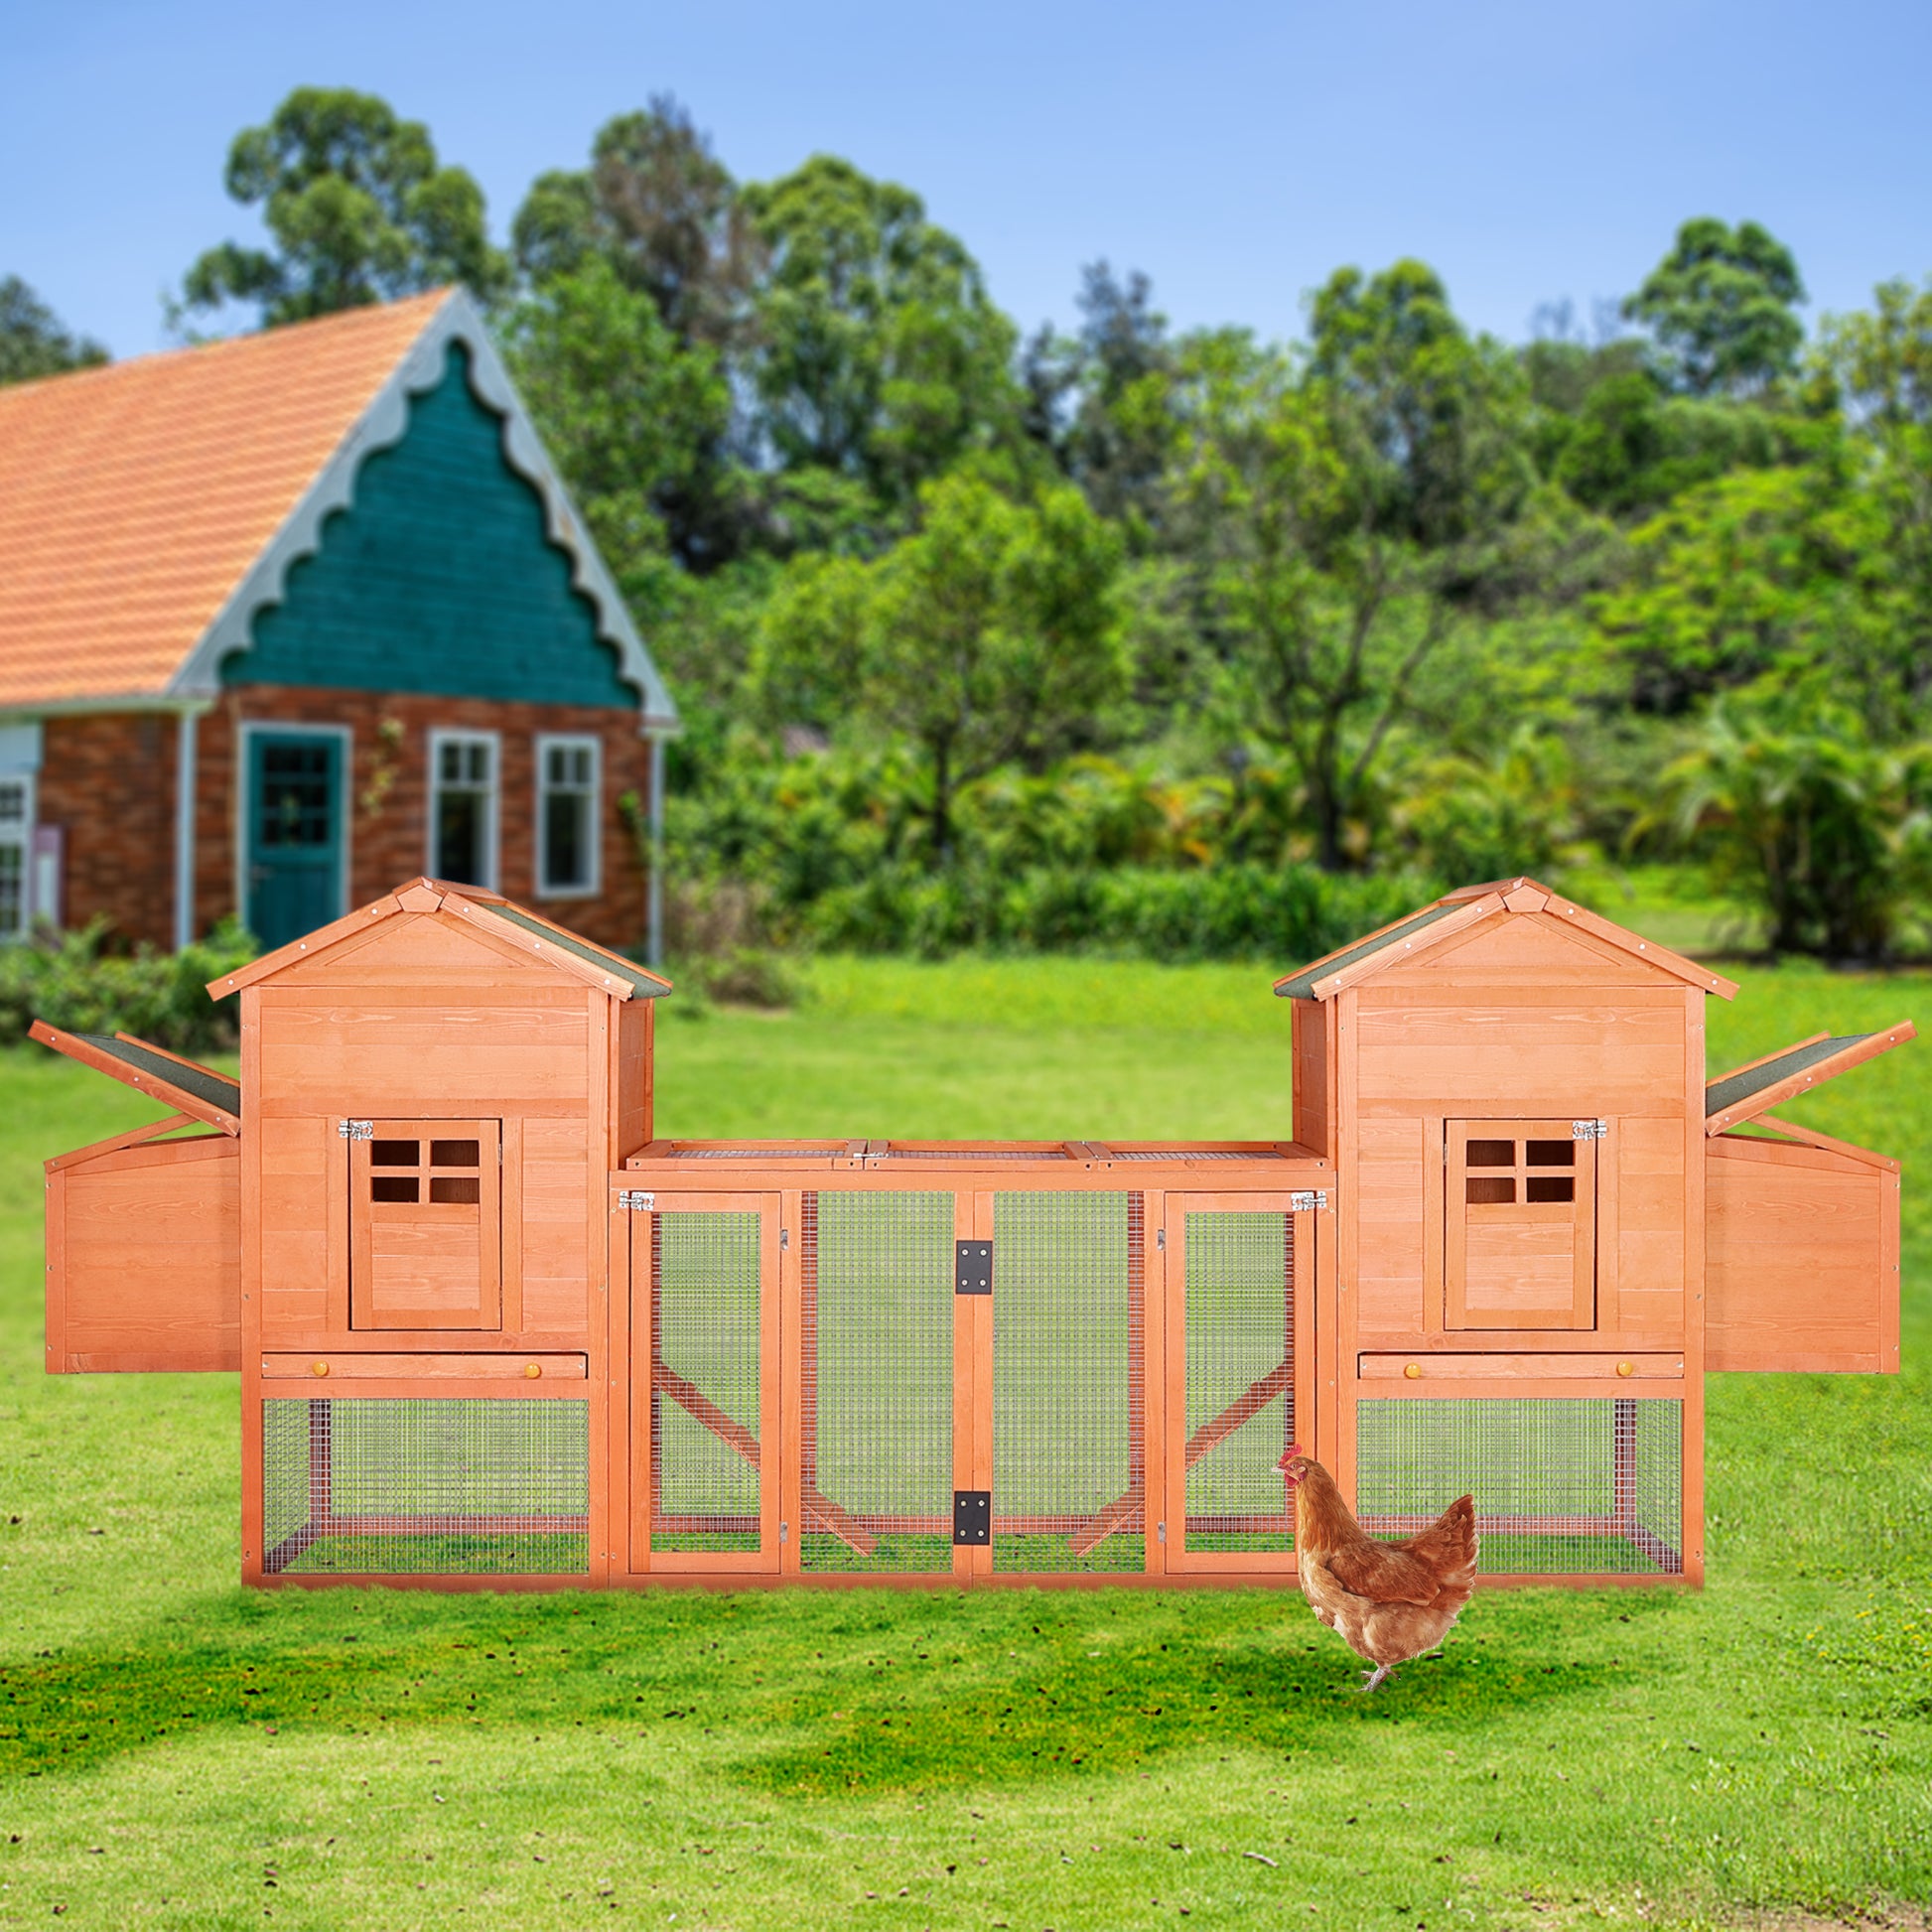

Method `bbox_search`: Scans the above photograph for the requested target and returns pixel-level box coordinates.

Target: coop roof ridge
[207,878,672,1000]
[1274,879,1739,1001]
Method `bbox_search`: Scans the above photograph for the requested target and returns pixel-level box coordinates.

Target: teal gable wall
[226,343,634,708]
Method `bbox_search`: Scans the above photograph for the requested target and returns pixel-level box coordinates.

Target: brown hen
[1277,1446,1478,1693]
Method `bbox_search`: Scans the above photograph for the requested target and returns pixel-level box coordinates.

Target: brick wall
[44,687,656,954]
[39,712,181,945]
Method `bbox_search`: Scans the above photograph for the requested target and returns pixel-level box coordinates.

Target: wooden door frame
[236,721,352,949]
[620,1188,783,1578]
[1160,1190,1316,1577]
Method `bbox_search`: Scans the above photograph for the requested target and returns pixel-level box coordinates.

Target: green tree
[1175,265,1542,870]
[753,474,1127,859]
[1624,216,1806,397]
[511,97,763,350]
[1022,263,1179,539]
[181,87,510,326]
[501,258,735,588]
[1592,452,1925,732]
[0,277,106,385]
[739,156,1021,514]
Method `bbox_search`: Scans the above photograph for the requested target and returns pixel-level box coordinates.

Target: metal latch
[955,1240,993,1296]
[1290,1189,1328,1211]
[338,1119,372,1141]
[1572,1119,1609,1141]
[953,1490,990,1544]
[618,1189,655,1211]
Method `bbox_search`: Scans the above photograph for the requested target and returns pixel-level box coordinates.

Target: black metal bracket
[953,1490,990,1544]
[954,1240,992,1296]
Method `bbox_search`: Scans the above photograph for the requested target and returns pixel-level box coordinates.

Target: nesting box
[36,875,1909,1591]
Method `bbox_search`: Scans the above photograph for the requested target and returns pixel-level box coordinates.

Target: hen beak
[1276,1443,1305,1482]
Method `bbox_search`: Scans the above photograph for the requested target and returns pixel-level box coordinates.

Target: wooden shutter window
[1446,1118,1596,1331]
[350,1118,502,1331]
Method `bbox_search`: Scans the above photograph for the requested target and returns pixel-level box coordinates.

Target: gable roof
[1273,877,1739,1002]
[0,291,678,729]
[1704,1022,1915,1134]
[207,877,672,1003]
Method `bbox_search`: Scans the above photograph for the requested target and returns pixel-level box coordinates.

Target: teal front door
[246,731,345,951]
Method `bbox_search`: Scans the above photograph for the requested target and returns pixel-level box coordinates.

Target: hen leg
[1359,1664,1394,1694]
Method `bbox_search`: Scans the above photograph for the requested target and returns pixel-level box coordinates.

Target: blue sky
[5,0,1928,360]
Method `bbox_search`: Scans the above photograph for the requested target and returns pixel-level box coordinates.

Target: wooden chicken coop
[37,875,1910,1591]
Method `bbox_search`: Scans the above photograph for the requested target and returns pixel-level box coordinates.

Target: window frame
[0,769,35,941]
[533,732,602,900]
[1444,1116,1598,1331]
[426,728,501,893]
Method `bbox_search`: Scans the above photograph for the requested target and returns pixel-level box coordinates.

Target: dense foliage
[13,89,1931,960]
[0,918,255,1053]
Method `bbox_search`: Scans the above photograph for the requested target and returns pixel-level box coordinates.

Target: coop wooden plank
[1706,1135,1891,1372]
[52,1133,240,1372]
[262,1352,588,1380]
[1356,1353,1683,1380]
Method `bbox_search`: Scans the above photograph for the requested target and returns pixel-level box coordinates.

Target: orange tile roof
[0,292,450,710]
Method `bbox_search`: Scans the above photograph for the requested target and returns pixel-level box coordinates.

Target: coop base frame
[240,1141,1699,1593]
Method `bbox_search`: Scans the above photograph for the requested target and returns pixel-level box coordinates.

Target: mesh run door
[991,1190,1145,1574]
[630,1192,780,1572]
[350,1120,501,1329]
[1447,1120,1597,1330]
[796,1189,956,1574]
[1164,1194,1309,1573]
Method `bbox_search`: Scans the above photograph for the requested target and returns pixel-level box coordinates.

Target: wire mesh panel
[260,1397,590,1575]
[992,1191,1144,1573]
[800,1189,955,1573]
[1355,1396,1684,1576]
[651,1210,764,1554]
[1183,1210,1296,1557]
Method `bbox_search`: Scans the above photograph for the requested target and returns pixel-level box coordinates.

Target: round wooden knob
[524,1362,542,1380]
[311,1361,330,1379]
[1403,1362,1422,1380]
[1616,1361,1635,1378]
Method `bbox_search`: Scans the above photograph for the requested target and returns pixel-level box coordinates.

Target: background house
[0,290,679,956]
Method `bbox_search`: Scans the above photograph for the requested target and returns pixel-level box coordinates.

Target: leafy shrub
[668,947,808,1011]
[1658,696,1932,959]
[799,862,1436,963]
[0,918,258,1055]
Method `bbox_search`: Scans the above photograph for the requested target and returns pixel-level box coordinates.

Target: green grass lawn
[2,952,1930,1929]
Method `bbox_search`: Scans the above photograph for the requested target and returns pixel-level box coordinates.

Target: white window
[428,731,499,891]
[0,773,32,939]
[535,735,601,897]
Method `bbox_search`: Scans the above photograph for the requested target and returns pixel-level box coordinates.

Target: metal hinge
[618,1189,655,1211]
[1290,1189,1328,1211]
[953,1490,990,1545]
[338,1119,372,1141]
[955,1240,993,1296]
[1156,1227,1167,1250]
[1572,1119,1609,1142]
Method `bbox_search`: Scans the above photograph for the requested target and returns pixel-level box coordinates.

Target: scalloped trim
[169,290,679,731]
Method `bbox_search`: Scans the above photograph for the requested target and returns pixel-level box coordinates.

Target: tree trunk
[929,736,954,868]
